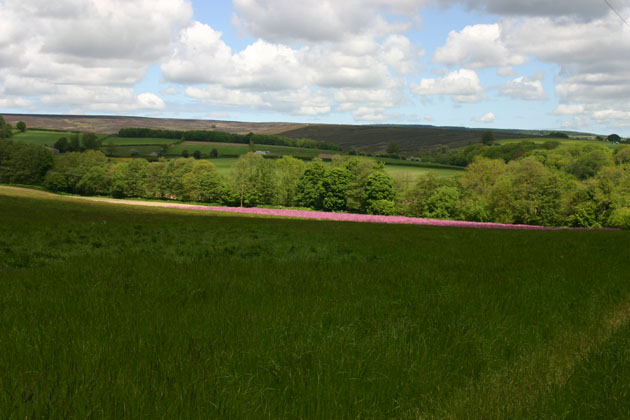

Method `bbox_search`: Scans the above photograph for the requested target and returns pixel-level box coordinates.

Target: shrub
[608,208,630,229]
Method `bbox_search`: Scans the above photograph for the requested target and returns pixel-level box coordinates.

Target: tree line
[2,138,630,228]
[118,128,342,151]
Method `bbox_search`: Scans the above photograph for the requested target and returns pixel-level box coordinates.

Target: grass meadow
[496,137,619,149]
[102,136,179,146]
[167,142,325,159]
[11,130,76,146]
[1,186,630,418]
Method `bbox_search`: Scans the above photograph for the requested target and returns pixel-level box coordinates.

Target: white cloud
[500,76,546,101]
[0,0,191,112]
[553,104,585,115]
[424,114,433,121]
[161,19,422,120]
[436,0,609,19]
[473,112,495,123]
[433,23,526,72]
[410,69,486,103]
[232,0,426,44]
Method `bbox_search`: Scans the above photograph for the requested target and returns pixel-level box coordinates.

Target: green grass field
[168,142,326,158]
[102,136,180,146]
[102,144,164,157]
[496,137,619,149]
[11,130,75,146]
[2,186,630,418]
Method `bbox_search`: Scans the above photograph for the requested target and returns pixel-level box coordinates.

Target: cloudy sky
[1,0,630,135]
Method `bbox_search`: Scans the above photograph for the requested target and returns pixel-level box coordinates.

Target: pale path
[0,186,617,230]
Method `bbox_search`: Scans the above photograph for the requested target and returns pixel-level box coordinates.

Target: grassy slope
[1,187,630,419]
[10,130,72,146]
[496,137,618,149]
[102,136,179,146]
[167,142,325,158]
[276,125,531,153]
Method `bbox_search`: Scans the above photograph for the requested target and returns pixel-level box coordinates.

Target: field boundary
[0,186,617,230]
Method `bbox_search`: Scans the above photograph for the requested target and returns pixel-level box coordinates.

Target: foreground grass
[1,187,630,419]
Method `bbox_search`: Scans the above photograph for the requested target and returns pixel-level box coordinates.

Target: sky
[1,0,630,136]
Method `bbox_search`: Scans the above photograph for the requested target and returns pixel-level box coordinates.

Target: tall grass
[1,189,630,418]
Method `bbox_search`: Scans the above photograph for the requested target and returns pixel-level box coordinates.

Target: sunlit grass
[1,188,630,418]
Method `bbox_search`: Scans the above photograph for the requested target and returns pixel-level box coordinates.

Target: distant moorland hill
[2,113,591,153]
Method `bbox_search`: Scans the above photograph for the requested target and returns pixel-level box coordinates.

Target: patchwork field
[167,142,325,159]
[2,186,630,418]
[11,130,77,146]
[496,137,619,149]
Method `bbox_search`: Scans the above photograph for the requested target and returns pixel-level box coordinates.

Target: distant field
[276,124,532,153]
[102,145,164,157]
[102,136,179,146]
[496,137,619,149]
[10,130,73,146]
[1,187,630,418]
[168,142,325,158]
[384,165,462,180]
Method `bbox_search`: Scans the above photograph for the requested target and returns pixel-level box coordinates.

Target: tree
[81,133,101,150]
[54,137,70,153]
[321,167,352,211]
[0,116,13,138]
[68,134,81,152]
[0,140,53,185]
[608,134,621,143]
[482,130,494,145]
[363,172,395,214]
[210,148,218,158]
[275,155,305,206]
[181,150,189,158]
[386,142,400,156]
[192,150,201,159]
[232,152,265,206]
[295,159,327,209]
[16,121,26,132]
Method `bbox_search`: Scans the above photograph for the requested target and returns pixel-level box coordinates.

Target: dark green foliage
[210,148,218,158]
[548,131,569,138]
[386,141,400,155]
[2,192,630,418]
[0,140,53,185]
[192,150,201,159]
[118,127,342,151]
[363,172,395,214]
[608,134,621,143]
[53,137,69,153]
[181,149,189,158]
[295,159,327,209]
[81,132,101,150]
[16,121,26,132]
[321,167,352,211]
[482,130,495,145]
[68,134,81,152]
[0,115,13,138]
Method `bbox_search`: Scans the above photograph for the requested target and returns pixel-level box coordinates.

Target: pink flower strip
[162,204,617,230]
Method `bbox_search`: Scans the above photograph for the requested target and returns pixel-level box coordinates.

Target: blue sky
[1,0,630,135]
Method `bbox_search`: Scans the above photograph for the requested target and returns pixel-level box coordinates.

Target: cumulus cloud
[430,5,630,128]
[0,0,191,112]
[162,18,421,120]
[433,23,526,72]
[500,76,546,101]
[232,0,426,43]
[410,69,486,103]
[473,112,495,123]
[436,0,609,19]
[553,104,585,115]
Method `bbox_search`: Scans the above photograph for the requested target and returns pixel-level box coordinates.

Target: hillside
[4,114,533,153]
[275,124,533,153]
[2,113,304,136]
